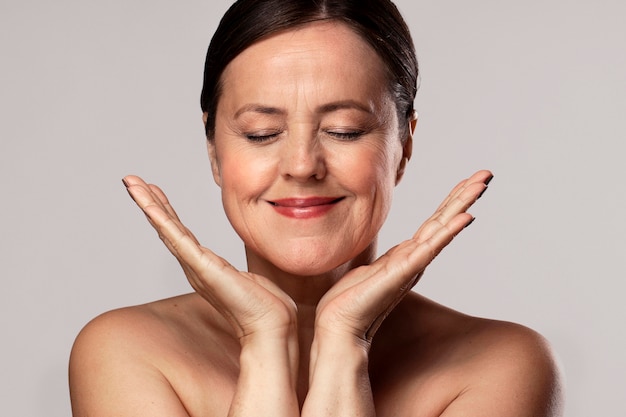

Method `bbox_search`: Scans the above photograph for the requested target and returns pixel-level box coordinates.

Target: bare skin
[70,291,562,417]
[69,172,561,417]
[69,22,563,417]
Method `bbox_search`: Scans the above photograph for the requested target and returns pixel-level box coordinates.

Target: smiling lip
[268,197,344,219]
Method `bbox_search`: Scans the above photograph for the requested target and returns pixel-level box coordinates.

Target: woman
[69,0,563,416]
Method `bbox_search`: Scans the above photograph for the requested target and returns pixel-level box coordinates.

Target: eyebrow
[234,100,373,119]
[234,104,286,118]
[316,100,373,115]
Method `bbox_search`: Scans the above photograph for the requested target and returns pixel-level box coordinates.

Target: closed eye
[326,130,365,141]
[245,132,281,142]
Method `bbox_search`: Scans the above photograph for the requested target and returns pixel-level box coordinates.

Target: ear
[203,112,222,187]
[396,112,417,185]
[207,140,222,187]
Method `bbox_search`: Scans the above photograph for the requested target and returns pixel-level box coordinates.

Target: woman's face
[207,22,413,276]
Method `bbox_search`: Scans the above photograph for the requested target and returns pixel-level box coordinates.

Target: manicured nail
[484,174,494,185]
[477,186,488,200]
[125,188,138,203]
[464,217,476,229]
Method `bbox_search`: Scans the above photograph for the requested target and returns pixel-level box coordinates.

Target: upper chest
[159,334,471,417]
[149,294,480,417]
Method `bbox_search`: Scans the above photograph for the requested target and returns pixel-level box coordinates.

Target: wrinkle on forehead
[253,21,372,62]
[218,21,394,125]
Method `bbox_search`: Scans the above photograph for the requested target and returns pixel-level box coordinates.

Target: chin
[273,241,374,278]
[272,253,344,277]
[245,237,377,278]
[278,260,344,278]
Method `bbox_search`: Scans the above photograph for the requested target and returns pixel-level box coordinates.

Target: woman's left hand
[314,170,493,346]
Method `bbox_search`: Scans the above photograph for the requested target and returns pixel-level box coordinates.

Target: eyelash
[326,130,364,141]
[244,130,365,143]
[245,132,281,142]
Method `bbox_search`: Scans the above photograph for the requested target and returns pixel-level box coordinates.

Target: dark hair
[200,0,418,140]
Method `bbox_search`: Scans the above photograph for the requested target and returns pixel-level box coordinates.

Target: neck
[244,241,377,309]
[244,241,377,405]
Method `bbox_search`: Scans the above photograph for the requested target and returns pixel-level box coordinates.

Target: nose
[279,128,326,182]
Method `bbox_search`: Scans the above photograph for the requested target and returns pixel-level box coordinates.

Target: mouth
[268,197,345,207]
[267,197,345,219]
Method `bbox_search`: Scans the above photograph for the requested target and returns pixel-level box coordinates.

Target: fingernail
[464,217,476,229]
[484,174,494,185]
[477,186,488,200]
[125,188,138,203]
[122,178,129,188]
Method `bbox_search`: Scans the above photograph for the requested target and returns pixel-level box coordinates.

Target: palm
[123,175,297,340]
[316,170,493,343]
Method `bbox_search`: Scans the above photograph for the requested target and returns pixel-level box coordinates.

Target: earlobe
[206,140,222,187]
[405,111,417,163]
[396,113,416,185]
[203,112,222,186]
[395,140,411,184]
[409,111,418,138]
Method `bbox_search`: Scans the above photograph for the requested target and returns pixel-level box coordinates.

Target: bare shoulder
[371,294,564,417]
[448,315,564,416]
[69,294,236,417]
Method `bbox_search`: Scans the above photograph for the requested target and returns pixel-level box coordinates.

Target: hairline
[206,17,410,142]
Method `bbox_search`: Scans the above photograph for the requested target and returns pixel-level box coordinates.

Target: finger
[125,185,238,309]
[363,212,471,339]
[335,197,475,308]
[405,211,475,286]
[433,178,468,213]
[429,171,492,230]
[123,178,295,338]
[147,183,181,222]
[138,197,224,288]
[124,176,171,215]
[324,169,490,341]
[130,192,233,288]
[123,182,191,261]
[123,176,166,216]
[318,210,468,341]
[433,170,493,213]
[122,177,246,305]
[146,183,201,246]
[122,175,153,194]
[123,176,201,248]
[414,171,492,241]
[412,212,474,267]
[124,181,162,217]
[413,195,476,244]
[433,181,485,226]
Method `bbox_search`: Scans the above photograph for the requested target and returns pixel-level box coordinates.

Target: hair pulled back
[200,0,418,140]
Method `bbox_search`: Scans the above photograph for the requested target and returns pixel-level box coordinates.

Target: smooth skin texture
[69,22,563,417]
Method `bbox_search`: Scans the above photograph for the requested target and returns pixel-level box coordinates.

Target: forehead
[219,22,391,111]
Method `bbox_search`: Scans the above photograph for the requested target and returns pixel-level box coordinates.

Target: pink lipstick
[268,197,344,219]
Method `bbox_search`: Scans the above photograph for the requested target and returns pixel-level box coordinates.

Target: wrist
[311,324,372,354]
[234,331,300,417]
[309,329,370,380]
[240,328,299,372]
[303,330,374,417]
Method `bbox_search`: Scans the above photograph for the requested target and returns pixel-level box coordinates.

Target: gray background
[1,0,624,415]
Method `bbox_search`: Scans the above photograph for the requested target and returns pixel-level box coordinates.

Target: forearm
[229,333,300,417]
[301,332,374,417]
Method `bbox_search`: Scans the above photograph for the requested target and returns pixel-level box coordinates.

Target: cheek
[342,141,399,192]
[218,148,273,198]
[336,142,399,221]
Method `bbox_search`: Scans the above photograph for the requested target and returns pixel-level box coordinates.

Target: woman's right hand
[123,176,300,417]
[122,176,298,343]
